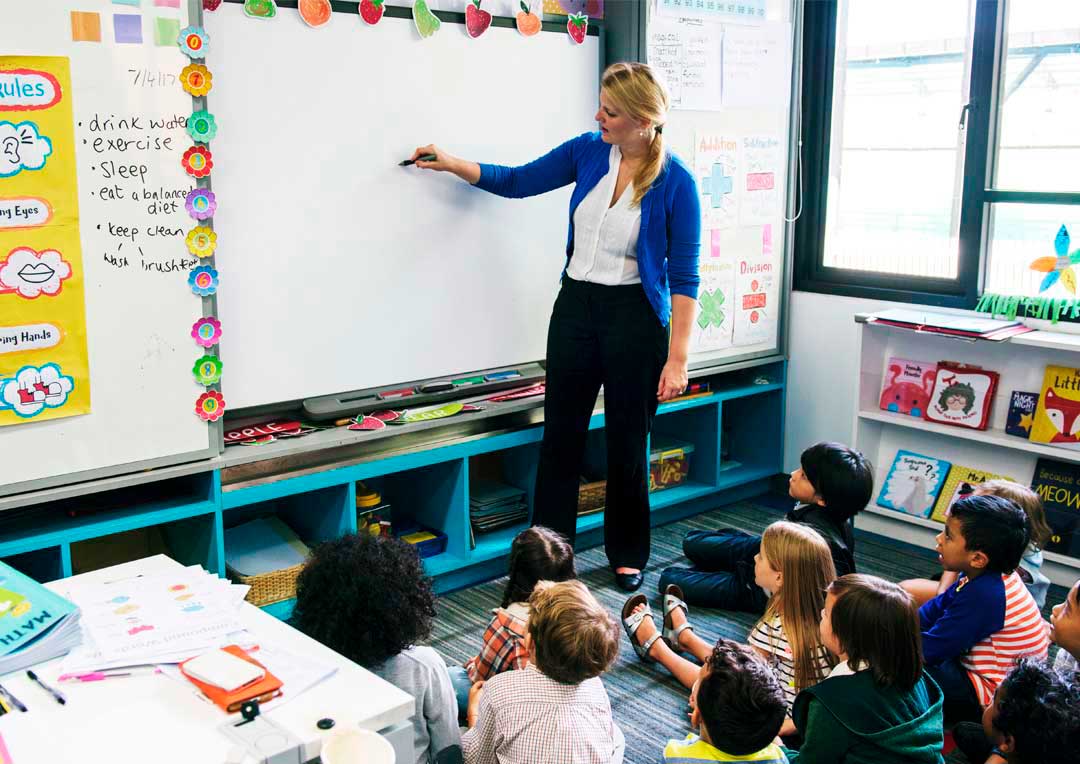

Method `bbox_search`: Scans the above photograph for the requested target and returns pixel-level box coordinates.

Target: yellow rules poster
[0,56,89,425]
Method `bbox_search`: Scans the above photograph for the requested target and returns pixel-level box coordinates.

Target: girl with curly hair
[292,533,460,764]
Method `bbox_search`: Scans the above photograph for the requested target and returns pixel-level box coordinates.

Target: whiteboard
[647,0,797,367]
[207,6,599,410]
[0,1,217,496]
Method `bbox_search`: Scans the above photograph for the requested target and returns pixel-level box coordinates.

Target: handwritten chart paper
[647,16,722,112]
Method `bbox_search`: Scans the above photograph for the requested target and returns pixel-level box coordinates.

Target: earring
[639,129,646,138]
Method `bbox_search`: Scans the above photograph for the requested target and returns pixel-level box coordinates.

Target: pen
[0,683,27,712]
[377,387,417,400]
[59,667,159,683]
[399,153,437,167]
[27,670,66,705]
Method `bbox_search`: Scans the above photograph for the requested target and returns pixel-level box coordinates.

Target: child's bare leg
[668,604,714,663]
[631,604,701,690]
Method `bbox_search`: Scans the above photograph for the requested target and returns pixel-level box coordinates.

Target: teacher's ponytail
[600,62,670,208]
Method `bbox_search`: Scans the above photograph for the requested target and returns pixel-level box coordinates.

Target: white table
[0,555,415,764]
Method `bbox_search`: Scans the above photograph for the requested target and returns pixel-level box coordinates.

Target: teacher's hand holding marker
[406,63,701,593]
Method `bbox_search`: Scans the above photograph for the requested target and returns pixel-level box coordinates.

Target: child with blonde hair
[624,521,835,733]
[462,580,624,764]
[901,480,1053,607]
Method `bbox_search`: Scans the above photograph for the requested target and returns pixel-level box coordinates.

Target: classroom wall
[782,290,904,472]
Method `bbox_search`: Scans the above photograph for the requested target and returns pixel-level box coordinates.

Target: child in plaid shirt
[450,526,576,719]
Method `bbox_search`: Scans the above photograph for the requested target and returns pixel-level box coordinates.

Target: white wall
[783,290,904,472]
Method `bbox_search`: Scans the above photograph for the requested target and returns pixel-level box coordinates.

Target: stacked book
[470,479,528,535]
[867,309,1031,341]
[0,561,81,675]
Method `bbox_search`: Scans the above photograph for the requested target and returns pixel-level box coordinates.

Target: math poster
[0,56,90,426]
[694,132,739,230]
[733,249,778,347]
[691,229,735,353]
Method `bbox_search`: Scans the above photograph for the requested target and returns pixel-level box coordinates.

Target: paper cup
[320,728,394,764]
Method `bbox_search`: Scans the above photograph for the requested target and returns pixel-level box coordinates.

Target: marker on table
[377,387,417,401]
[399,153,437,167]
[452,376,485,387]
[59,667,159,683]
[0,683,27,712]
[27,670,66,705]
[484,370,522,382]
[419,381,454,393]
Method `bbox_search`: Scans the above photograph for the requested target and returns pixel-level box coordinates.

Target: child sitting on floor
[625,521,835,735]
[782,574,944,764]
[462,580,623,764]
[660,442,872,614]
[918,495,1049,723]
[292,533,460,764]
[1051,578,1079,676]
[448,526,576,720]
[664,638,789,763]
[902,480,1053,608]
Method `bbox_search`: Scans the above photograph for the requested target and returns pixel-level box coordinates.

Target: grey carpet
[429,495,1070,764]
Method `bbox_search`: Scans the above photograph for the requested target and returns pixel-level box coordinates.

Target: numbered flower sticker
[187,111,218,143]
[180,64,213,97]
[181,146,214,179]
[185,188,217,221]
[192,354,223,385]
[178,26,210,59]
[188,265,220,297]
[195,390,226,422]
[186,226,217,258]
[191,316,223,348]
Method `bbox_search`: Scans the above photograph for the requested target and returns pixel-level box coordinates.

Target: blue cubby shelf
[1,361,786,611]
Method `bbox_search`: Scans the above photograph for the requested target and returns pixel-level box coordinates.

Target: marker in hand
[400,153,437,167]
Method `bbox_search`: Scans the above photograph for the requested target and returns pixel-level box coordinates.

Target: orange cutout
[299,0,332,27]
[71,11,102,42]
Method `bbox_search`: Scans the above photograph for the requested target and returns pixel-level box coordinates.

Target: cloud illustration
[0,121,53,178]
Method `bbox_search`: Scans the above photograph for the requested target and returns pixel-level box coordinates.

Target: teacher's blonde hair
[601,62,669,207]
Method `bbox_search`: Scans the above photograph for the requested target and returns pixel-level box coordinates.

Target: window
[796,0,1080,311]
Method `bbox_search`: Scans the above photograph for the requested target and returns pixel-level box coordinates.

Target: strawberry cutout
[465,0,492,38]
[567,12,587,45]
[359,0,385,25]
[516,1,541,36]
[349,416,387,431]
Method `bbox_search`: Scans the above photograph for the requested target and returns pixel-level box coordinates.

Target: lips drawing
[17,262,55,284]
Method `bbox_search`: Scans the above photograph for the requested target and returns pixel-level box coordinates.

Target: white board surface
[0,1,215,495]
[207,6,599,410]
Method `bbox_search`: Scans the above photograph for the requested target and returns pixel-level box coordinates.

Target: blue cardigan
[474,131,701,327]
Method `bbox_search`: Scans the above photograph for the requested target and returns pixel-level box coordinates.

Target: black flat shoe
[615,571,644,592]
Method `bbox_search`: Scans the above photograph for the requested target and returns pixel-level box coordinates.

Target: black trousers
[658,529,770,614]
[532,277,668,569]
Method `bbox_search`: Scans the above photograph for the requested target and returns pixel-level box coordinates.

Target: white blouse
[568,145,642,286]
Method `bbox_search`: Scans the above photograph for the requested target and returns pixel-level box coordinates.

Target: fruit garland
[178,13,226,424]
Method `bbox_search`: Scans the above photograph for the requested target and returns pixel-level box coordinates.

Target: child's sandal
[621,593,662,663]
[662,584,694,650]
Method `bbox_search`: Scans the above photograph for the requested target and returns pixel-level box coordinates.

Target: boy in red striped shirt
[918,494,1050,723]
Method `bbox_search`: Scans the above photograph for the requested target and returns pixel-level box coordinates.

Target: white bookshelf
[852,316,1080,586]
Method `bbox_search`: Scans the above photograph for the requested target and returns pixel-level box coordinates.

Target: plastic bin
[649,438,695,492]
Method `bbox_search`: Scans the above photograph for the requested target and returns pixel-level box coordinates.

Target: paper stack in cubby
[470,479,528,534]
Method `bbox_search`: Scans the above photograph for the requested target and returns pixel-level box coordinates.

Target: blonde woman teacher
[408,63,701,592]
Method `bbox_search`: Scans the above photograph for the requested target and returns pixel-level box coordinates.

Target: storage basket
[577,479,606,515]
[227,562,306,607]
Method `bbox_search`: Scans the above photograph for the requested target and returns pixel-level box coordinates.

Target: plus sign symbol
[699,162,734,209]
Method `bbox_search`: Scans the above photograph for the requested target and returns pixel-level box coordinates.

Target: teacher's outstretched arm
[408,135,582,199]
[658,294,696,402]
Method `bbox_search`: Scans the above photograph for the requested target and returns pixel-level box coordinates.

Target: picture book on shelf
[1005,390,1039,438]
[930,464,1015,523]
[1031,457,1080,558]
[879,358,936,417]
[923,362,999,430]
[877,450,951,519]
[1030,366,1080,449]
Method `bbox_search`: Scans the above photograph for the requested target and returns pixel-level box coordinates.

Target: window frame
[792,0,1060,308]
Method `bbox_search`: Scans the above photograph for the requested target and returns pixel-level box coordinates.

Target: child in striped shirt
[919,494,1050,723]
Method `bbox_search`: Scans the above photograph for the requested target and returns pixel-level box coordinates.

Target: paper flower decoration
[185,188,217,220]
[204,0,223,10]
[245,0,278,18]
[188,265,220,297]
[180,64,213,97]
[181,146,214,179]
[195,390,226,422]
[187,111,218,143]
[192,354,223,385]
[1030,225,1080,294]
[186,226,218,258]
[178,26,210,59]
[191,316,223,348]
